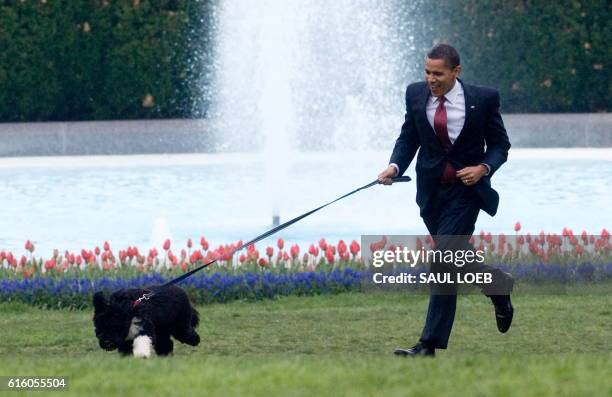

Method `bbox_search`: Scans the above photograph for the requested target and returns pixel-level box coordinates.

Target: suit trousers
[418,182,506,349]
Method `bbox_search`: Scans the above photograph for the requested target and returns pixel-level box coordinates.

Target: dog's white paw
[133,335,152,359]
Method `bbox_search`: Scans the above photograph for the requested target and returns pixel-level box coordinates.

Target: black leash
[133,176,411,306]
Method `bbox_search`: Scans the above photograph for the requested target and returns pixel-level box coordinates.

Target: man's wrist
[389,163,399,177]
[479,163,491,176]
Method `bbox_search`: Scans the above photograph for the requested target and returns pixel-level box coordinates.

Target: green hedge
[0,0,214,121]
[406,0,610,113]
[0,0,609,122]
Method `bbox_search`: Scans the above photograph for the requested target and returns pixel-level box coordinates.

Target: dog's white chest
[126,317,143,341]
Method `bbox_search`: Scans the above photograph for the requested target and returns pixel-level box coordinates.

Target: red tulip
[25,240,34,253]
[44,259,56,270]
[95,246,101,256]
[602,228,610,240]
[190,250,203,264]
[200,237,209,251]
[308,244,319,256]
[19,255,27,267]
[81,249,90,262]
[266,246,274,257]
[290,244,299,259]
[258,258,268,267]
[350,240,360,256]
[277,238,284,250]
[415,238,423,251]
[338,240,347,255]
[514,222,521,232]
[163,239,171,251]
[187,238,193,249]
[302,253,309,263]
[103,241,110,252]
[581,231,588,245]
[239,253,246,263]
[318,238,327,251]
[283,252,290,261]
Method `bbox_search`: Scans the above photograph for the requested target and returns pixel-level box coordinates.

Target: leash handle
[389,176,412,183]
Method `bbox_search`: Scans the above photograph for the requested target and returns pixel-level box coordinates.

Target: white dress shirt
[426,80,465,143]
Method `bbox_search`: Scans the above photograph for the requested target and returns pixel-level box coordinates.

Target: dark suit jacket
[389,79,510,217]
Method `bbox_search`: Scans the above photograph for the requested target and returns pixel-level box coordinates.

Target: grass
[0,291,610,397]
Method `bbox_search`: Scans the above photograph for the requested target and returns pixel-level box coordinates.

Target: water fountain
[210,0,420,225]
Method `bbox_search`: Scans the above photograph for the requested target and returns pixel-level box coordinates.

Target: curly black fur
[93,285,200,357]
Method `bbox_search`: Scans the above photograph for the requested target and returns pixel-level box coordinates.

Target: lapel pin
[470,105,476,109]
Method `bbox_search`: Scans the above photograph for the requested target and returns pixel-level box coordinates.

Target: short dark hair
[427,44,460,69]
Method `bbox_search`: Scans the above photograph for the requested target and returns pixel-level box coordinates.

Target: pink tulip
[44,259,55,270]
[338,240,347,255]
[290,244,299,259]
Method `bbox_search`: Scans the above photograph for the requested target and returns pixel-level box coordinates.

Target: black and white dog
[93,285,200,358]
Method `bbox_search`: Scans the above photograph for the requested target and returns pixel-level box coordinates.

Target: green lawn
[0,292,610,397]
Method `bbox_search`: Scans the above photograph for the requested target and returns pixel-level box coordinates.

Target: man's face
[425,58,461,97]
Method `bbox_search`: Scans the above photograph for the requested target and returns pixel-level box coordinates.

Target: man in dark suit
[378,44,514,357]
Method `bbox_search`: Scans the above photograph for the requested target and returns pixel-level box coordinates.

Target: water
[210,0,415,152]
[0,149,609,257]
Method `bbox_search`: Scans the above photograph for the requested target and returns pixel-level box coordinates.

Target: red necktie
[433,96,457,184]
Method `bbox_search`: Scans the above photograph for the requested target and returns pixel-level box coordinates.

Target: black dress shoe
[491,294,514,333]
[394,342,435,357]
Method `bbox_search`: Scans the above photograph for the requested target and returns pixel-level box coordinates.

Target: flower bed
[0,225,609,309]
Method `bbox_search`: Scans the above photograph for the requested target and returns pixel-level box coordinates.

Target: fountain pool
[0,148,609,257]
